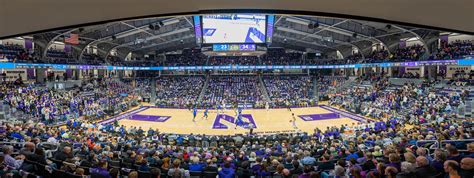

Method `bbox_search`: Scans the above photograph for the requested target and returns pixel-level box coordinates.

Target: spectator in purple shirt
[2,145,24,169]
[447,145,464,163]
[90,160,112,178]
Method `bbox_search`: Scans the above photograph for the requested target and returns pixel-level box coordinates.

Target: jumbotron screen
[202,14,267,44]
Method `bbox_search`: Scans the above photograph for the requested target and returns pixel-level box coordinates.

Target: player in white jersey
[291,113,297,129]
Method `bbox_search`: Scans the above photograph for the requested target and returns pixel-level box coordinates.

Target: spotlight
[352,33,358,38]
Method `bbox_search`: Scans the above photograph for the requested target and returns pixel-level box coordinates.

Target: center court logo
[212,114,257,129]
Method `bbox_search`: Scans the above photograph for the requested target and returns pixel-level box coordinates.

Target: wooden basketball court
[116,103,368,135]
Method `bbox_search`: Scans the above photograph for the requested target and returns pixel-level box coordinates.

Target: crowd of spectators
[2,40,472,67]
[0,95,472,178]
[345,52,363,63]
[121,78,153,101]
[261,49,303,65]
[208,56,260,66]
[432,40,473,60]
[0,73,472,178]
[154,76,205,108]
[0,43,35,63]
[46,49,73,59]
[365,50,390,63]
[0,78,140,124]
[164,49,208,66]
[82,53,105,66]
[202,76,264,108]
[2,38,473,69]
[304,58,352,65]
[107,56,122,65]
[330,73,467,121]
[389,45,426,61]
[317,76,349,97]
[263,75,316,107]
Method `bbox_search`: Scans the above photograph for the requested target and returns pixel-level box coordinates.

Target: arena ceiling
[1,0,473,59]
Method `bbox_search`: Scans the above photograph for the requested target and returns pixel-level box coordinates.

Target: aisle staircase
[258,75,271,102]
[197,75,210,103]
[312,77,319,100]
[433,80,448,89]
[464,90,474,119]
[436,87,474,119]
[335,77,357,93]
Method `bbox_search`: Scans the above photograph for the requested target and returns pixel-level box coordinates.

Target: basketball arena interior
[0,1,473,178]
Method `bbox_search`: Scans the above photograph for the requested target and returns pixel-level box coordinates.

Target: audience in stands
[263,75,316,107]
[389,44,426,61]
[208,56,259,65]
[164,49,207,66]
[0,72,472,178]
[346,52,363,63]
[330,72,468,120]
[82,53,105,65]
[0,43,35,63]
[2,39,473,67]
[202,76,264,108]
[365,49,390,63]
[0,79,140,124]
[317,76,349,98]
[432,40,473,60]
[261,48,303,65]
[46,49,74,64]
[154,76,205,108]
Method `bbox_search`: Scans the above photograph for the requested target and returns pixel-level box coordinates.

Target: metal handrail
[416,140,439,154]
[440,139,474,152]
[37,142,60,152]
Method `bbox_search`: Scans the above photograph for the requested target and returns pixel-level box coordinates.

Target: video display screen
[202,14,266,44]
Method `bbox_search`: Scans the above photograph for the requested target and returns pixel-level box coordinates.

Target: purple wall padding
[66,69,73,78]
[440,34,449,42]
[399,67,406,76]
[64,45,71,53]
[399,40,406,48]
[24,39,33,50]
[27,68,35,79]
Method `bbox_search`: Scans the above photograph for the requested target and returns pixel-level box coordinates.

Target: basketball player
[265,101,270,111]
[233,106,239,117]
[235,110,244,129]
[222,100,226,111]
[236,107,243,118]
[286,101,292,112]
[202,108,209,120]
[192,107,197,122]
[248,123,254,135]
[291,113,297,129]
[217,103,223,114]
